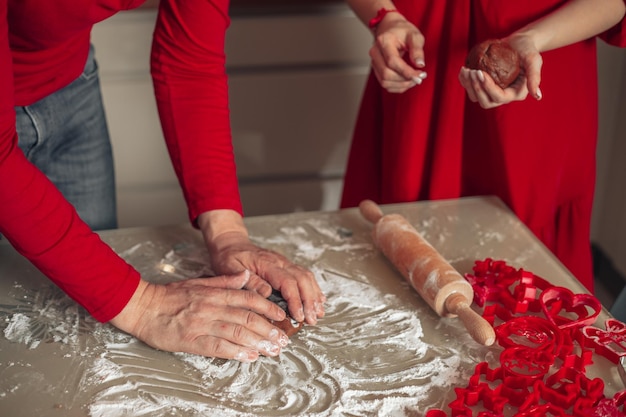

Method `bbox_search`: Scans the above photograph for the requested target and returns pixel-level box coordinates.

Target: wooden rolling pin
[359,200,495,346]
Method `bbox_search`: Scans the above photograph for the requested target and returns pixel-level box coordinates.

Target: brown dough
[466,39,520,88]
[266,290,303,337]
[269,316,304,337]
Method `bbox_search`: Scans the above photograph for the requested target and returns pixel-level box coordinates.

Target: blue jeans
[15,45,117,230]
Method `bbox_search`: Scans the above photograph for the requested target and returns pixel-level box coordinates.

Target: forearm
[515,0,626,52]
[109,280,156,334]
[152,0,243,224]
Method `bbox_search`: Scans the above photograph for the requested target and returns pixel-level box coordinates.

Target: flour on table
[252,223,371,263]
[1,222,483,416]
[4,313,42,350]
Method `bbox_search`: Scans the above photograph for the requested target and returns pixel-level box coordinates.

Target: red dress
[341,0,626,292]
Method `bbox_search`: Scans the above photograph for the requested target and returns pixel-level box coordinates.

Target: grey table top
[0,196,621,416]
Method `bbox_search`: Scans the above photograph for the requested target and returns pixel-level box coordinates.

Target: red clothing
[0,0,241,321]
[341,0,626,293]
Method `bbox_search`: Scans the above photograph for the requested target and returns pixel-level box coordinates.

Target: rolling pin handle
[445,293,496,346]
[359,199,384,224]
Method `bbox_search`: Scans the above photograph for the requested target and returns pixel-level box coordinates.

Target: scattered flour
[4,313,39,349]
[1,217,489,417]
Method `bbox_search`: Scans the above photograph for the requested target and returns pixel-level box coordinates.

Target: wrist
[109,280,158,335]
[197,209,249,248]
[368,7,400,32]
[508,27,545,53]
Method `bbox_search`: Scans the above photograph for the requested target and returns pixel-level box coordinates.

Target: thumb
[524,52,543,100]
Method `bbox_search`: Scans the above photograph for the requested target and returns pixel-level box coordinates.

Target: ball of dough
[466,39,521,88]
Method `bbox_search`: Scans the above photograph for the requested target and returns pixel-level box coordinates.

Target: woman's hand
[458,34,543,109]
[110,271,291,362]
[198,210,325,326]
[369,12,428,93]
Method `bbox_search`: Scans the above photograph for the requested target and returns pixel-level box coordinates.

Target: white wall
[91,6,370,226]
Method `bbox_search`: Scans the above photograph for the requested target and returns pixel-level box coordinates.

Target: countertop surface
[0,196,621,416]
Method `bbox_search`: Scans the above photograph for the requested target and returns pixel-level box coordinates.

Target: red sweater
[0,0,242,322]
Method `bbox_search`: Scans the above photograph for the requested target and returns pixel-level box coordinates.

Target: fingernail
[278,333,289,347]
[305,306,318,325]
[415,59,425,68]
[418,72,427,80]
[412,77,423,85]
[315,301,325,316]
[257,340,280,356]
[235,350,258,363]
[269,328,289,347]
[476,70,485,82]
[535,87,542,100]
[242,269,250,284]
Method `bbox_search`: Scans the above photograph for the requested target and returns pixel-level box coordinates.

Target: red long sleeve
[1,0,140,322]
[3,0,243,320]
[151,0,243,224]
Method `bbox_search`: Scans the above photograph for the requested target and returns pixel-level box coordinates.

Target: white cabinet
[91,6,371,226]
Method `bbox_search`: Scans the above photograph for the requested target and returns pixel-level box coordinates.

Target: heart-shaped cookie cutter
[540,286,601,330]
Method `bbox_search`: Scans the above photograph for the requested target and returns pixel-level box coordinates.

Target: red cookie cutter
[536,367,604,411]
[582,318,626,364]
[448,363,510,416]
[495,316,562,353]
[590,389,626,417]
[540,287,602,331]
[429,259,617,417]
[465,259,554,316]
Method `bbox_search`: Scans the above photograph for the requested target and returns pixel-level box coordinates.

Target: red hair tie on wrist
[368,8,398,31]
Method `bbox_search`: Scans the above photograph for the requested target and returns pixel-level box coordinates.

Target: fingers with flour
[110,271,291,362]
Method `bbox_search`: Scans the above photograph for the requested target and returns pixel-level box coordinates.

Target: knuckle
[231,323,246,341]
[243,310,257,327]
[381,80,394,90]
[208,338,230,357]
[241,288,257,303]
[302,269,316,282]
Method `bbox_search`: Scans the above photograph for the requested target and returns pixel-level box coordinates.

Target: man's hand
[207,231,326,325]
[110,271,291,362]
[198,210,326,326]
